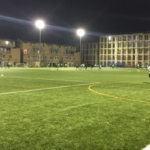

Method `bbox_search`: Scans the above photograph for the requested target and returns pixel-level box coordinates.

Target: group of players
[75,63,150,78]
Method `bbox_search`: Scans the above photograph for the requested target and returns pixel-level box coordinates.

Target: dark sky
[0,0,150,45]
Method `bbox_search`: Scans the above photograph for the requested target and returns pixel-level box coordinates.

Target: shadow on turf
[143,82,150,84]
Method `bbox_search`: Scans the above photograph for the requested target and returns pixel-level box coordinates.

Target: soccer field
[0,67,150,150]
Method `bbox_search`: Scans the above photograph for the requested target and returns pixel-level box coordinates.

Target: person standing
[112,64,114,69]
[98,64,102,70]
[75,64,79,70]
[136,64,140,72]
[148,65,150,78]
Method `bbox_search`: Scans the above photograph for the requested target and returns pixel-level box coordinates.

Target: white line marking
[0,82,99,95]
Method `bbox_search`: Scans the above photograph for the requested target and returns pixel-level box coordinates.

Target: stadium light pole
[76,28,85,64]
[35,19,45,67]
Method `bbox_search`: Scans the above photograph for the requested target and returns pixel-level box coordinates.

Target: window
[128,55,131,60]
[138,56,142,60]
[144,55,147,60]
[108,56,111,60]
[139,35,143,40]
[108,50,111,54]
[144,49,148,54]
[118,43,121,47]
[128,42,131,47]
[123,42,126,47]
[90,44,92,49]
[118,36,121,41]
[117,50,121,54]
[128,36,132,41]
[138,49,142,54]
[123,49,126,54]
[94,44,96,49]
[138,41,142,47]
[144,41,148,47]
[108,43,111,48]
[133,36,136,40]
[123,55,126,60]
[145,35,148,40]
[117,55,120,60]
[123,36,126,41]
[128,49,131,54]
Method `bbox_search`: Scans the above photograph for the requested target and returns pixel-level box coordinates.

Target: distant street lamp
[35,19,45,67]
[76,28,85,63]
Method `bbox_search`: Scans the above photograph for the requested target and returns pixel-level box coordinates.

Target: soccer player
[136,64,140,72]
[148,65,150,78]
[98,64,102,70]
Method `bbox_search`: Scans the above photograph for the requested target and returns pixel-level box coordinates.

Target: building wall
[0,39,21,67]
[99,33,150,67]
[0,39,80,67]
[82,42,99,66]
[20,41,79,67]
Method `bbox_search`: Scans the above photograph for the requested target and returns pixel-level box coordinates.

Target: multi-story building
[81,42,99,66]
[0,39,21,67]
[99,33,150,67]
[17,40,80,67]
[1,33,150,68]
[0,39,80,67]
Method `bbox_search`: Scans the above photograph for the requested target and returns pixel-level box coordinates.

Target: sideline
[88,83,150,104]
[0,82,97,95]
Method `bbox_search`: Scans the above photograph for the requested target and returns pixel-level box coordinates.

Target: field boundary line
[88,83,150,104]
[0,82,98,95]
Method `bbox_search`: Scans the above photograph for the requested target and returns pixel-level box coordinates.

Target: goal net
[16,63,29,67]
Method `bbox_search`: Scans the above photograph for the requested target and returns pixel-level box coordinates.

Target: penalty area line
[0,82,99,95]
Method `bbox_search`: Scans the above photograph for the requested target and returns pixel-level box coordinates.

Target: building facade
[81,42,99,66]
[99,33,150,67]
[1,33,150,68]
[0,39,21,67]
[0,39,80,67]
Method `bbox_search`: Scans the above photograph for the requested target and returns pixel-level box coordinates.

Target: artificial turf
[0,67,150,150]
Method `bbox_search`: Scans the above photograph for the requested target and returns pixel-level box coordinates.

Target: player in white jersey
[148,65,150,78]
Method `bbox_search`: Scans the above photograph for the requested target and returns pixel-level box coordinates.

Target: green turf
[0,67,150,150]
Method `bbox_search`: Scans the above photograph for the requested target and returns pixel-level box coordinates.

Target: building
[99,33,150,67]
[0,39,21,67]
[81,42,99,66]
[1,33,150,68]
[0,39,81,67]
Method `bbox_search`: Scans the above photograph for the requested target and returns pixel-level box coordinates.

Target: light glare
[5,41,9,44]
[35,20,45,29]
[77,29,85,37]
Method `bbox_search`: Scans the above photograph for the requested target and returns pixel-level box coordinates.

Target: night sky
[0,0,150,45]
